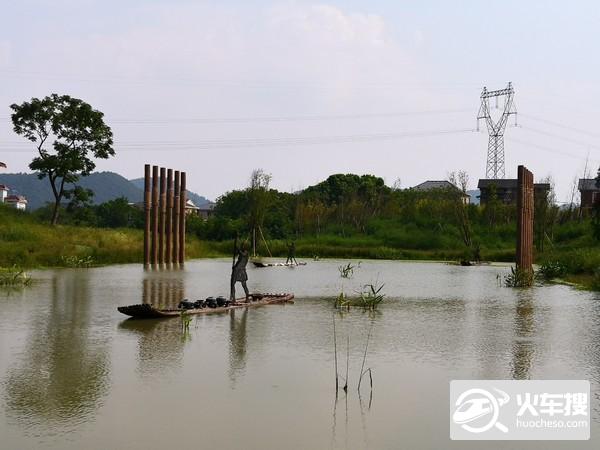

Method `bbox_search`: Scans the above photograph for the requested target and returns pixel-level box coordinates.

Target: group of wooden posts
[143,164,187,267]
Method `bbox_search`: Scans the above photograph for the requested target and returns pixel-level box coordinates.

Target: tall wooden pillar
[166,169,173,264]
[143,164,151,267]
[516,165,534,274]
[159,167,166,265]
[151,165,159,266]
[173,171,180,265]
[179,172,186,264]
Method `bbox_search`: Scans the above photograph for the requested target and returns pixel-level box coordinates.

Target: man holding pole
[230,236,251,303]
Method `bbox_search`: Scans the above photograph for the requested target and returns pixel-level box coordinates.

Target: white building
[4,195,28,211]
[0,184,8,203]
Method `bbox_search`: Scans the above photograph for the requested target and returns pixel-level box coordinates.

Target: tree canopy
[10,94,114,224]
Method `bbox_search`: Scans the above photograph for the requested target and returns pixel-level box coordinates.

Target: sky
[1,0,600,201]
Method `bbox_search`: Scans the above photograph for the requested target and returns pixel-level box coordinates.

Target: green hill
[0,172,209,210]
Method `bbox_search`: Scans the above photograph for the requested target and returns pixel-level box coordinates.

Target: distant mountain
[129,178,210,207]
[0,172,210,210]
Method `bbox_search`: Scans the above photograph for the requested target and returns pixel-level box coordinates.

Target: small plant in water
[0,266,32,287]
[181,311,192,340]
[61,255,95,268]
[504,266,534,287]
[338,262,355,278]
[333,282,385,310]
[537,261,567,280]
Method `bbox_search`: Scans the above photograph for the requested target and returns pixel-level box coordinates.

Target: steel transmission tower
[477,82,517,179]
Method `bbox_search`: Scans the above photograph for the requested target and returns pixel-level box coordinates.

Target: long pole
[173,171,180,265]
[143,164,151,267]
[179,172,186,265]
[166,169,173,265]
[159,167,166,265]
[151,165,159,267]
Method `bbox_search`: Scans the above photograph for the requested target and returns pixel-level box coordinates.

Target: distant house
[185,199,200,216]
[4,194,28,211]
[477,179,550,205]
[412,180,470,204]
[0,184,8,203]
[578,178,600,209]
[197,201,216,220]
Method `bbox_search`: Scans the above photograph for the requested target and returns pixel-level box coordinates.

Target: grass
[0,205,225,268]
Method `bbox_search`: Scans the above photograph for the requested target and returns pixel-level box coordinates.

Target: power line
[0,127,477,152]
[506,137,599,161]
[517,125,600,153]
[0,108,472,125]
[519,113,600,139]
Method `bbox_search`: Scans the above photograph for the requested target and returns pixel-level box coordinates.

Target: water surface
[0,259,599,449]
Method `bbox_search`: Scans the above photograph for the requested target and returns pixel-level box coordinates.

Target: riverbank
[2,206,598,290]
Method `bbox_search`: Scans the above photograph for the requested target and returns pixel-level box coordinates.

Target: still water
[0,259,599,449]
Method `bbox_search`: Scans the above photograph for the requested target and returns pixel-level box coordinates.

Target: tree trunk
[51,198,60,225]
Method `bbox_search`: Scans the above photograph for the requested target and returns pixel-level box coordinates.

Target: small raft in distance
[118,293,294,319]
[252,261,307,268]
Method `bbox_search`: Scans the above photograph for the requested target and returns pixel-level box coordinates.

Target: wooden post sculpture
[179,172,187,265]
[166,169,173,266]
[151,165,159,266]
[143,166,187,267]
[159,167,166,265]
[143,165,151,267]
[173,171,180,265]
[516,165,534,274]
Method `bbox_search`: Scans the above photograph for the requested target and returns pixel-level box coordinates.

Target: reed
[0,266,31,287]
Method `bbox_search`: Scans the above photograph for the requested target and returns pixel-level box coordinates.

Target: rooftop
[412,180,469,196]
[578,178,599,191]
[478,179,551,190]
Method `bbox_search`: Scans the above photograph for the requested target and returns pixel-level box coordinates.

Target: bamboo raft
[118,293,294,319]
[252,261,307,268]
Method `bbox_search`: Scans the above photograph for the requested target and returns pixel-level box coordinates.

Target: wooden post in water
[166,169,173,265]
[143,164,151,267]
[516,165,534,274]
[173,171,180,265]
[179,172,186,265]
[159,168,166,265]
[151,165,159,266]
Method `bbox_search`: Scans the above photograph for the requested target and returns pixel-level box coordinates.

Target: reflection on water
[228,309,248,386]
[3,271,110,431]
[0,259,599,450]
[120,273,187,377]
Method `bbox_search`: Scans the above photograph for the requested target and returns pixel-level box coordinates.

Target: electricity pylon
[477,82,517,179]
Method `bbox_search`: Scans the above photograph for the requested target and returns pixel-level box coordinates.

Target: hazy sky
[1,0,599,201]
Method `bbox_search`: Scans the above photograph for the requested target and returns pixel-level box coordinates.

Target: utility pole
[477,82,517,179]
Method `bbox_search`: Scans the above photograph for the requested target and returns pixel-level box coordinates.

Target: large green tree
[10,94,114,224]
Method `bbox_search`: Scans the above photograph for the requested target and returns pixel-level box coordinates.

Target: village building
[578,178,600,210]
[412,180,471,204]
[197,201,216,220]
[477,179,551,205]
[4,194,28,210]
[185,198,200,216]
[0,184,8,203]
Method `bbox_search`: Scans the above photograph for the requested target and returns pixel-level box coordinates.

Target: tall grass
[0,205,225,268]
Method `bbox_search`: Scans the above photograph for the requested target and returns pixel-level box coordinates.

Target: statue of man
[286,241,298,265]
[230,241,251,302]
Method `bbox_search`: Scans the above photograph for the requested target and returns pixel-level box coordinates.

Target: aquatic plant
[333,282,386,310]
[338,262,355,278]
[537,261,567,280]
[60,255,95,268]
[180,311,192,340]
[0,266,32,287]
[504,266,534,287]
[357,323,374,392]
[359,283,385,310]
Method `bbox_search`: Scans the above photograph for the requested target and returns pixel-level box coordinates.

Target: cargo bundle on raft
[118,293,294,319]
